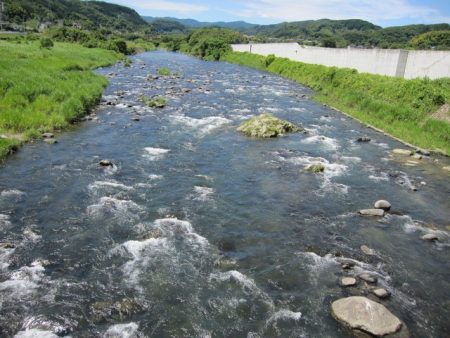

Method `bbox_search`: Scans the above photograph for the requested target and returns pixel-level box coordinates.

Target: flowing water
[0,52,449,338]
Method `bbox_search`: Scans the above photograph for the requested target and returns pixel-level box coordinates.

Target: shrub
[265,54,276,67]
[40,38,54,49]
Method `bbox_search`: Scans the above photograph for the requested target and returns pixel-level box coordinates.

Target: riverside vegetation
[0,40,121,160]
[221,52,450,155]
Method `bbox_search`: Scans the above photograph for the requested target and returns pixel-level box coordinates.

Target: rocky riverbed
[0,51,449,337]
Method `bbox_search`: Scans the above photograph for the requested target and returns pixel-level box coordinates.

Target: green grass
[222,52,450,155]
[0,40,120,160]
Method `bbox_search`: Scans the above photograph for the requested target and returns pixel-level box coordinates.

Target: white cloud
[236,0,442,23]
[115,0,208,14]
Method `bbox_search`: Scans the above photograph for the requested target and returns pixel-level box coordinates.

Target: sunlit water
[0,52,449,337]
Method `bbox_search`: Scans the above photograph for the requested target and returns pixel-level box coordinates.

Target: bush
[264,54,276,67]
[40,38,54,49]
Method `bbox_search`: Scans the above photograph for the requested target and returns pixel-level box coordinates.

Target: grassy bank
[0,40,121,160]
[221,52,450,155]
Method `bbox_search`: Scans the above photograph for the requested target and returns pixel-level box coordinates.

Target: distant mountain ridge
[143,16,257,30]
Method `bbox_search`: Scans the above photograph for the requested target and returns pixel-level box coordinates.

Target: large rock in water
[237,113,302,138]
[331,296,403,336]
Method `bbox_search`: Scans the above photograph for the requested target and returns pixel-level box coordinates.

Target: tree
[321,37,337,48]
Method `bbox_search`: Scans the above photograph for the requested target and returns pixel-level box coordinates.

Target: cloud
[236,0,442,23]
[115,0,208,14]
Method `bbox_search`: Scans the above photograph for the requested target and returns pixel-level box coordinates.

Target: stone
[372,288,390,299]
[237,113,303,138]
[359,209,385,217]
[442,166,450,172]
[99,160,113,167]
[361,245,375,256]
[139,228,163,240]
[305,163,325,173]
[42,133,54,139]
[44,138,58,144]
[331,296,402,336]
[132,117,140,121]
[421,233,438,241]
[416,149,430,156]
[91,298,144,323]
[374,200,391,211]
[0,242,15,249]
[356,137,371,143]
[412,154,423,160]
[358,273,378,283]
[341,277,357,287]
[392,149,413,156]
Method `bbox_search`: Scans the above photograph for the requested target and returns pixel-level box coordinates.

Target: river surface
[0,51,449,338]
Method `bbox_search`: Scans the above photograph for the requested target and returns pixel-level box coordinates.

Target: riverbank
[0,41,121,160]
[221,51,450,156]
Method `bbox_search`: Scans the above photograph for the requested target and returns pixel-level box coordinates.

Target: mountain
[143,16,257,30]
[4,0,148,31]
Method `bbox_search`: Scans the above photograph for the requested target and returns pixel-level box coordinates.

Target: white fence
[231,43,450,79]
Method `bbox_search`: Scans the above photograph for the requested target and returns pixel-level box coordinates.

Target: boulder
[372,288,390,299]
[421,233,438,241]
[331,296,402,336]
[91,298,144,323]
[305,163,325,173]
[237,113,303,138]
[356,137,371,143]
[360,245,375,256]
[358,273,378,283]
[374,200,391,211]
[44,139,58,144]
[442,166,450,172]
[341,277,357,287]
[99,160,113,167]
[359,209,385,217]
[42,133,54,139]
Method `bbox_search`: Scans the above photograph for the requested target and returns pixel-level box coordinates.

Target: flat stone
[372,288,390,299]
[412,154,423,160]
[132,117,140,121]
[99,160,113,167]
[442,166,450,172]
[359,209,385,217]
[331,296,402,336]
[374,200,391,211]
[421,233,438,241]
[44,138,58,144]
[392,148,413,156]
[416,149,430,156]
[358,273,378,283]
[42,133,54,138]
[361,245,375,256]
[341,277,357,287]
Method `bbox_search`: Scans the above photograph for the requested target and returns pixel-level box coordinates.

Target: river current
[0,52,449,337]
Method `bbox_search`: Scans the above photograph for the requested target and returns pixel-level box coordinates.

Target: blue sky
[109,0,450,27]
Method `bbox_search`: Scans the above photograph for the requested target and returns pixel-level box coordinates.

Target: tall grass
[0,41,120,160]
[222,52,450,155]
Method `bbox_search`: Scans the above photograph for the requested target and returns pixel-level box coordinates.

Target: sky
[108,0,450,27]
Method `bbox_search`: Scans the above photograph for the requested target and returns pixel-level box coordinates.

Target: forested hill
[4,0,148,31]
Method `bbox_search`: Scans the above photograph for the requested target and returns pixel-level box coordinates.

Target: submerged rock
[359,209,385,217]
[340,277,357,287]
[237,113,302,138]
[44,139,58,144]
[91,298,144,323]
[360,245,375,256]
[305,163,325,173]
[331,296,403,336]
[374,200,391,211]
[358,273,378,283]
[356,137,371,143]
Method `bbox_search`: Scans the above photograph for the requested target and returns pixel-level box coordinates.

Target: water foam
[104,322,139,338]
[0,213,12,229]
[142,147,170,161]
[171,115,230,137]
[14,329,58,338]
[301,135,339,151]
[192,186,215,202]
[0,260,45,299]
[266,309,302,326]
[209,270,259,294]
[87,197,142,221]
[88,180,133,192]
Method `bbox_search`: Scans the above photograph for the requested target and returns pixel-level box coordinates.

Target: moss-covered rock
[140,95,167,108]
[305,163,326,173]
[91,297,144,323]
[237,113,302,138]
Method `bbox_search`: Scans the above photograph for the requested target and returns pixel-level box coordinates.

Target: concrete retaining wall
[231,43,450,79]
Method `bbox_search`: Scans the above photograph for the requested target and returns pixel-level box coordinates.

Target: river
[0,51,449,337]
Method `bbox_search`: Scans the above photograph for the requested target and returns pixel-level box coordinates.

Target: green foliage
[264,54,276,67]
[0,40,120,160]
[410,31,450,50]
[157,67,172,76]
[123,58,132,67]
[222,51,450,154]
[186,28,248,60]
[4,0,148,31]
[321,37,337,48]
[140,95,167,108]
[39,37,54,49]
